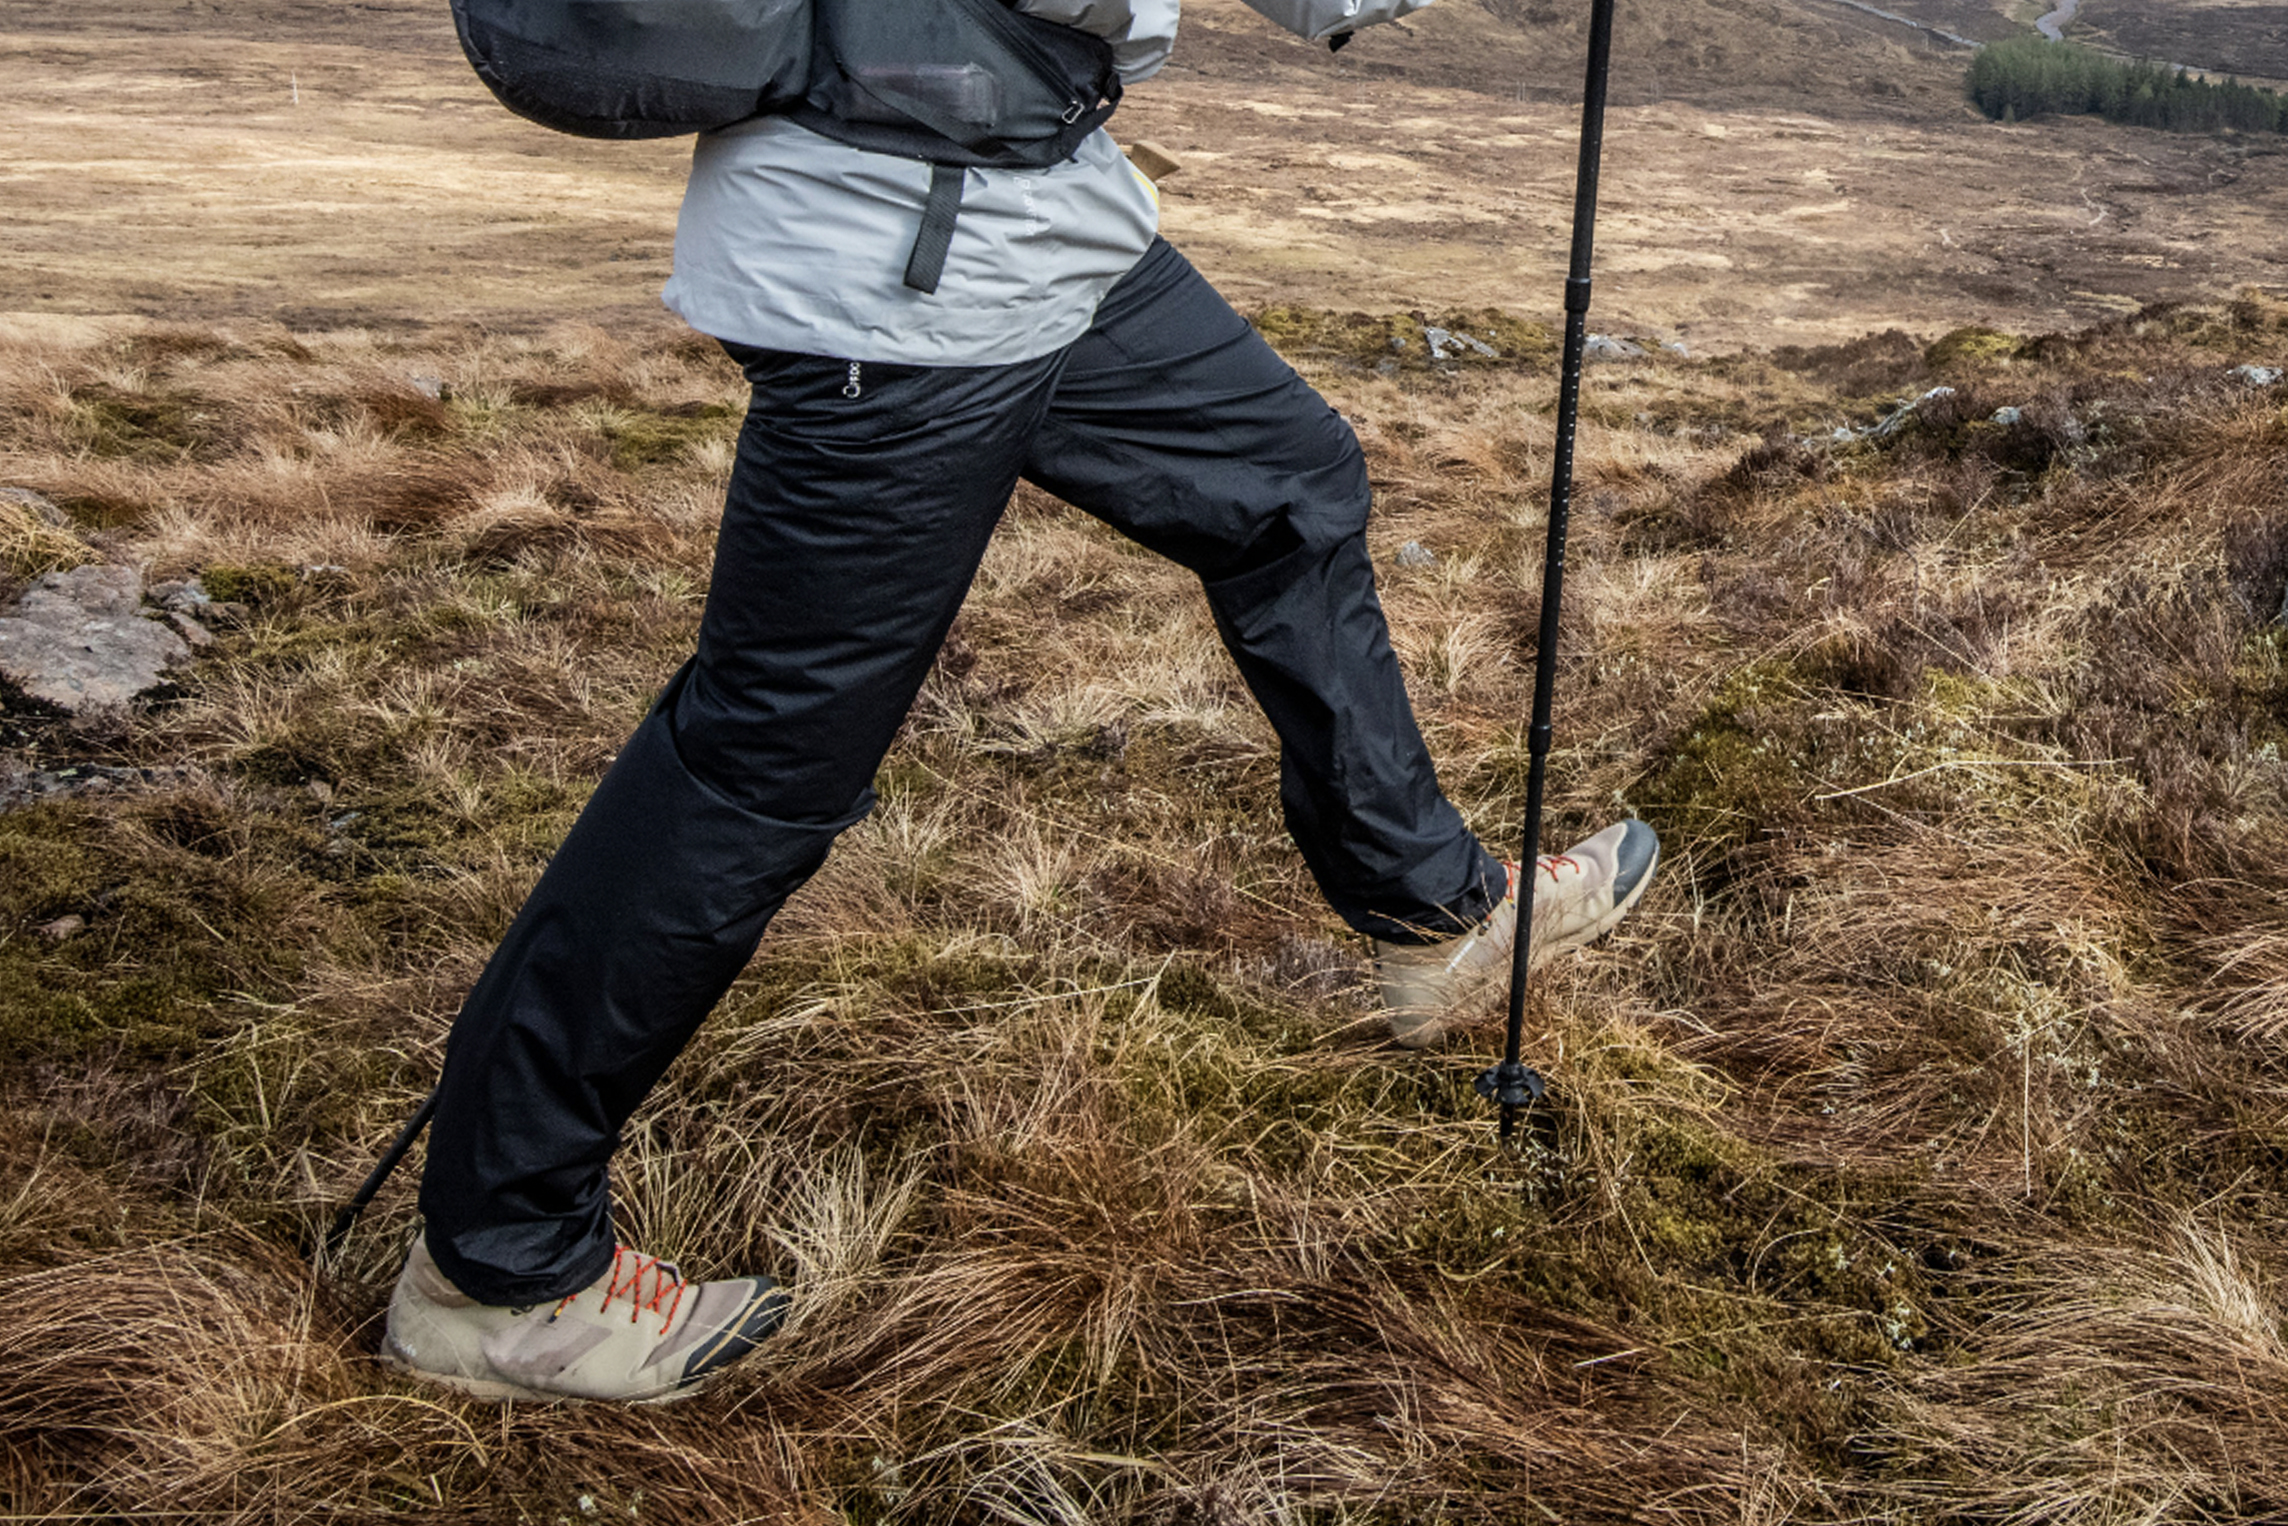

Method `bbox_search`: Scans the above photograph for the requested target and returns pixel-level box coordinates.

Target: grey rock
[1991,406,2023,425]
[1812,385,1965,449]
[1,487,69,528]
[1421,326,1499,362]
[409,374,447,400]
[15,565,141,620]
[1438,327,1496,358]
[1660,340,1690,358]
[2231,364,2282,387]
[0,565,191,712]
[1583,334,1647,362]
[0,760,201,811]
[1395,540,1439,568]
[156,577,212,612]
[169,612,215,648]
[36,914,84,941]
[1866,386,1957,440]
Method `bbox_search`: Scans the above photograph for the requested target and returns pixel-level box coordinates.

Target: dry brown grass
[4,296,2288,1521]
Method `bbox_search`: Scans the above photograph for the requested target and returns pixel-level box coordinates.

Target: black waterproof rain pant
[420,239,1506,1305]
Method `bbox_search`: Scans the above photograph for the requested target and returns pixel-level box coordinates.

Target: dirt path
[1808,0,1981,50]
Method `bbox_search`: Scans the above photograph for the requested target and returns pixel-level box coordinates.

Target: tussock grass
[4,300,2288,1521]
[0,495,91,581]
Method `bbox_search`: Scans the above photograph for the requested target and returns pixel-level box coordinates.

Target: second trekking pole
[1475,0,1620,1145]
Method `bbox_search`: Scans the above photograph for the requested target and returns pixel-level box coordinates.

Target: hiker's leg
[419,347,1059,1304]
[1021,238,1504,944]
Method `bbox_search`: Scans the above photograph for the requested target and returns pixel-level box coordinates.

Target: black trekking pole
[1474,0,1619,1146]
[321,1082,439,1262]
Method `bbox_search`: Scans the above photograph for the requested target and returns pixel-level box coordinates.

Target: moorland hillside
[5,0,2288,1520]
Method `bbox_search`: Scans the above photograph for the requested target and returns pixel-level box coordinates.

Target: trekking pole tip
[1476,1060,1546,1109]
[1477,1061,1547,1149]
[1479,1062,1556,1153]
[321,1205,360,1263]
[312,1084,442,1270]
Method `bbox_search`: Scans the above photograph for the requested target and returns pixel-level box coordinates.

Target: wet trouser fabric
[419,238,1507,1305]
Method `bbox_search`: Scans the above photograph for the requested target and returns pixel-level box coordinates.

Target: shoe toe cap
[671,1278,792,1385]
[1612,819,1660,902]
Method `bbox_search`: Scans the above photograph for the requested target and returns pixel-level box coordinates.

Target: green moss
[1918,667,2050,730]
[190,1022,406,1144]
[331,773,580,874]
[1154,960,1249,1025]
[595,402,739,470]
[0,805,289,1065]
[201,561,298,607]
[0,961,107,1051]
[0,810,103,923]
[63,384,233,461]
[1925,325,2022,368]
[1563,1099,1937,1376]
[49,491,152,531]
[1633,661,1819,853]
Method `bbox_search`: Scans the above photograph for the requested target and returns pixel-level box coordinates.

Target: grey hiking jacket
[662,0,1436,366]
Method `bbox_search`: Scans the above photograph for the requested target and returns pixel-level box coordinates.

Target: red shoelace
[1504,855,1582,900]
[568,1246,689,1328]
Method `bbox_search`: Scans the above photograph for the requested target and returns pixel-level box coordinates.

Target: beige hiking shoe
[1374,819,1659,1049]
[382,1235,788,1403]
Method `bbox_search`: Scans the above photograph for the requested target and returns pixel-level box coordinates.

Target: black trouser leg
[419,347,1060,1304]
[419,241,1500,1303]
[1023,240,1505,941]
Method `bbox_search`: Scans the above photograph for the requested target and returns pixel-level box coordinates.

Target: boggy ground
[3,285,2287,1519]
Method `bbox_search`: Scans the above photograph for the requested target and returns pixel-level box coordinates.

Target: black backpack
[790,0,1120,172]
[451,0,1121,290]
[450,0,811,140]
[451,0,1118,165]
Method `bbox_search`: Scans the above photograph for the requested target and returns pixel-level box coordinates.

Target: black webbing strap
[904,163,966,294]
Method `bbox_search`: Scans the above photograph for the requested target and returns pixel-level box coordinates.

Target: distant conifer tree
[1966,36,2287,135]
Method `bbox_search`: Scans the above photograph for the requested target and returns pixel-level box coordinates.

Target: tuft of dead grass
[0,493,91,582]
